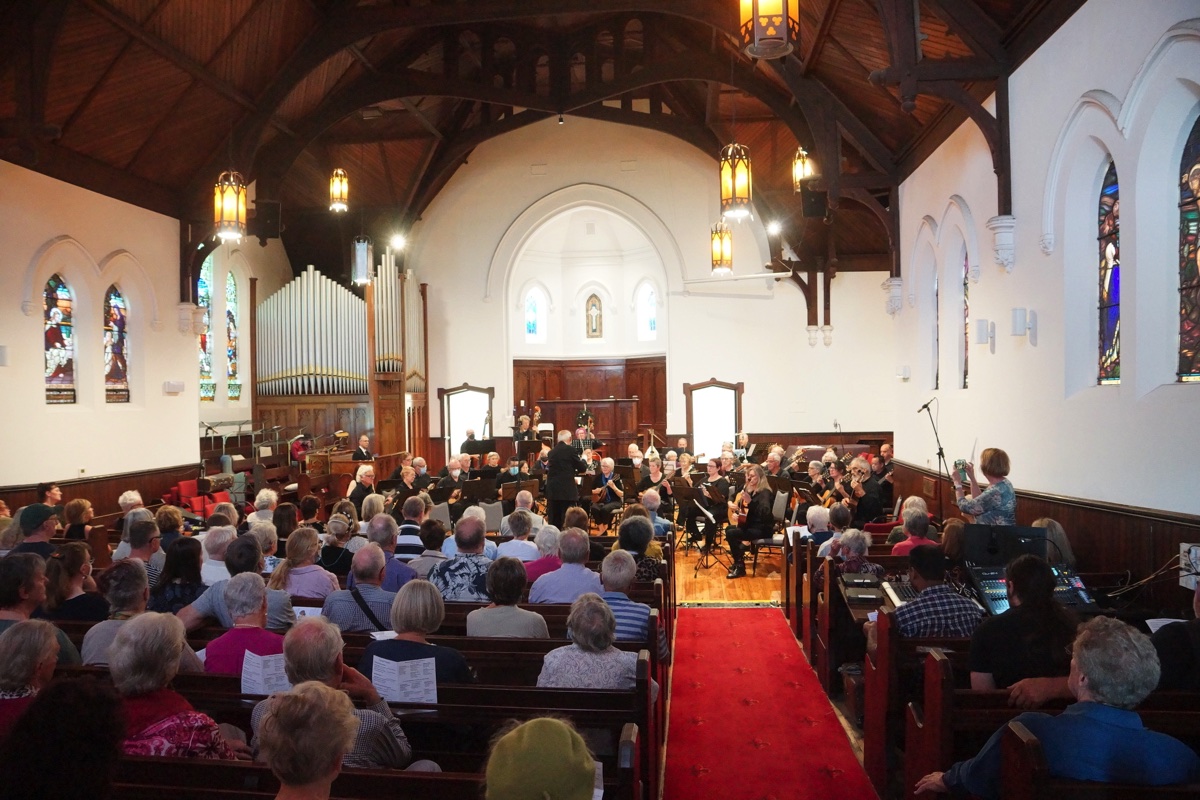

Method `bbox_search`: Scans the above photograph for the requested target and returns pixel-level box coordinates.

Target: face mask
[509,466,519,475]
[632,458,642,466]
[450,469,461,479]
[417,467,426,475]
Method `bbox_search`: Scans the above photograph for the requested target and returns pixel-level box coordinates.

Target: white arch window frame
[633,279,659,342]
[520,282,551,344]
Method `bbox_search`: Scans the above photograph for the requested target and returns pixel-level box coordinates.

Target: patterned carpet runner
[662,607,877,800]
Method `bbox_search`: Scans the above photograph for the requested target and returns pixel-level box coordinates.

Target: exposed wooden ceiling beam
[346,43,445,140]
[799,0,843,77]
[924,0,1006,63]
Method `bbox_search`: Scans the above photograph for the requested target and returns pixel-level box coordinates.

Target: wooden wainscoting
[256,395,371,443]
[891,460,1200,614]
[1,463,202,517]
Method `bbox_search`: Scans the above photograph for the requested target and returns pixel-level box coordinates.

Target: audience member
[249,489,279,526]
[267,527,339,600]
[496,509,538,561]
[0,620,60,738]
[360,580,473,683]
[393,496,426,561]
[868,545,982,646]
[599,550,669,662]
[886,496,932,545]
[111,612,247,760]
[1032,517,1076,567]
[616,516,662,582]
[178,536,296,631]
[500,490,544,537]
[116,489,145,535]
[0,554,80,665]
[62,498,93,541]
[529,529,601,603]
[804,505,832,549]
[440,507,501,558]
[916,617,1200,799]
[321,544,396,633]
[467,558,548,638]
[1151,583,1200,691]
[818,503,852,557]
[641,489,672,538]
[407,519,449,579]
[272,502,299,542]
[538,593,658,701]
[429,516,493,602]
[155,504,185,551]
[484,717,595,800]
[360,493,387,531]
[257,681,358,800]
[112,507,155,562]
[200,525,236,586]
[523,526,562,583]
[44,542,108,622]
[890,508,936,556]
[204,573,284,675]
[940,518,966,575]
[345,514,417,592]
[817,529,883,586]
[952,447,1016,526]
[315,513,353,576]
[10,504,58,559]
[147,537,208,614]
[248,520,281,573]
[126,519,163,587]
[298,494,325,534]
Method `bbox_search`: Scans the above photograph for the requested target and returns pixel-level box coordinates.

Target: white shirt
[496,538,539,562]
[201,559,232,587]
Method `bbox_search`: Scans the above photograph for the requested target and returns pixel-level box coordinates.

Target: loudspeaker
[163,381,185,395]
[254,200,282,239]
[800,186,828,218]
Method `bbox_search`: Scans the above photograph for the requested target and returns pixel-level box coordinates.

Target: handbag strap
[350,586,387,632]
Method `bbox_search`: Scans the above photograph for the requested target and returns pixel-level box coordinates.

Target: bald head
[351,543,387,584]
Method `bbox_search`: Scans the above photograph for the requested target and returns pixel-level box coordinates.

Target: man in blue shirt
[915,616,1200,799]
[599,550,669,663]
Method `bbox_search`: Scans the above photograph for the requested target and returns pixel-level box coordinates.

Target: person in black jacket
[545,430,586,529]
[724,464,774,579]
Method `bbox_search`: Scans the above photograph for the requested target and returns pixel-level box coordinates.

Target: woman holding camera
[953,447,1016,526]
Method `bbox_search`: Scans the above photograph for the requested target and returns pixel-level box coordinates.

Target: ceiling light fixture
[213,170,247,242]
[739,0,800,60]
[792,146,817,189]
[711,221,733,275]
[329,168,349,213]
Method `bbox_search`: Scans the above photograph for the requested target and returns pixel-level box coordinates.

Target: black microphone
[916,399,934,413]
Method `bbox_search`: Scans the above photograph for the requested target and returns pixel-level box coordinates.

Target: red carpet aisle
[662,608,877,800]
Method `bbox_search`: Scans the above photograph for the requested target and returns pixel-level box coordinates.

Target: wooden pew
[295,471,352,516]
[793,540,814,653]
[1001,721,1200,800]
[904,649,1200,800]
[862,607,970,795]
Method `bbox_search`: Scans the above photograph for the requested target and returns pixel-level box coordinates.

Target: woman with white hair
[0,619,59,738]
[538,594,657,701]
[258,681,359,799]
[524,525,562,582]
[112,507,154,561]
[348,464,376,517]
[112,612,248,759]
[203,573,283,675]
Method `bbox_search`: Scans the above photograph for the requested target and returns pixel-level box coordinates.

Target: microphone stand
[921,403,951,523]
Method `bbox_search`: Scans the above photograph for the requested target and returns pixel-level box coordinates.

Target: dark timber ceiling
[0,0,1086,286]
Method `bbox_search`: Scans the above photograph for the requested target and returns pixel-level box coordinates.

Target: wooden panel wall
[891,460,1200,615]
[1,463,202,517]
[256,395,371,442]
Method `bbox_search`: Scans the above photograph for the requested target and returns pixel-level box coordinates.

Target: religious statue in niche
[585,293,603,339]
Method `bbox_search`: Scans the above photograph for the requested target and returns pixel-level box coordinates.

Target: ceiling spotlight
[558,114,564,125]
[390,234,406,251]
[766,220,782,236]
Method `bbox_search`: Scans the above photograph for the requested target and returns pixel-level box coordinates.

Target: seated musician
[871,453,894,512]
[591,458,624,531]
[969,555,1078,692]
[514,413,535,441]
[806,460,833,503]
[680,458,729,549]
[828,460,852,511]
[411,456,434,491]
[719,451,736,476]
[436,456,469,523]
[764,451,790,481]
[916,617,1200,799]
[573,426,599,456]
[723,464,774,580]
[636,457,673,518]
[733,431,751,463]
[348,464,376,518]
[496,455,524,514]
[848,456,883,527]
[864,545,983,651]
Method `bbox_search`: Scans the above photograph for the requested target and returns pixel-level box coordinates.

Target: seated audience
[429,516,493,602]
[0,620,59,739]
[1151,583,1200,691]
[360,493,387,534]
[641,488,672,538]
[600,550,669,662]
[969,554,1078,691]
[886,496,932,545]
[298,494,325,534]
[272,501,299,542]
[803,505,831,549]
[484,717,595,800]
[360,580,473,683]
[496,509,538,561]
[267,527,339,600]
[345,514,417,593]
[0,554,80,665]
[178,536,296,631]
[440,507,501,559]
[111,612,247,760]
[615,516,663,582]
[940,518,967,576]
[864,545,983,650]
[147,537,207,614]
[407,519,449,579]
[126,519,163,587]
[248,520,281,573]
[952,447,1016,526]
[1032,517,1077,567]
[538,593,659,701]
[257,683,359,800]
[917,617,1200,799]
[0,677,124,800]
[499,490,544,537]
[44,542,107,622]
[529,528,602,604]
[523,525,563,583]
[331,499,363,541]
[818,504,852,557]
[113,507,154,561]
[200,525,236,585]
[816,529,883,587]
[10,504,58,560]
[316,513,354,576]
[393,496,427,561]
[155,504,185,551]
[248,489,279,526]
[204,573,284,675]
[890,508,936,556]
[321,544,396,633]
[467,558,549,638]
[210,501,240,530]
[62,497,93,541]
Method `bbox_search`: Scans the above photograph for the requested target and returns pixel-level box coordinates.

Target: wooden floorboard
[672,541,783,605]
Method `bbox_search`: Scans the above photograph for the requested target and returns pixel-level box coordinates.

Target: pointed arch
[198,255,216,402]
[44,273,76,404]
[103,284,130,403]
[1098,158,1121,384]
[634,279,659,342]
[225,269,241,400]
[1178,114,1200,381]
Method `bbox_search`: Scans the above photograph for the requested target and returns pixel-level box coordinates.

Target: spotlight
[390,234,406,251]
[766,221,782,236]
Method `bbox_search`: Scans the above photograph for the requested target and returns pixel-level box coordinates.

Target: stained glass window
[104,285,130,403]
[1098,158,1120,384]
[44,273,75,404]
[636,283,657,341]
[1178,116,1200,382]
[933,270,940,391]
[226,271,241,400]
[524,287,546,343]
[962,253,970,390]
[198,257,215,401]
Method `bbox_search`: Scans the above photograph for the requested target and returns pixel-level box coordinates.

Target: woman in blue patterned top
[953,447,1016,525]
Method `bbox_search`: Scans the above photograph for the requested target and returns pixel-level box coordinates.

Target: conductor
[545,429,586,529]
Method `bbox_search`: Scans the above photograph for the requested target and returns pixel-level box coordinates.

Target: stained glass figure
[1098,159,1120,384]
[637,284,657,341]
[226,272,240,400]
[586,294,603,339]
[933,270,940,391]
[198,257,215,401]
[525,291,539,338]
[1179,117,1200,382]
[44,273,75,404]
[962,253,970,390]
[104,285,130,403]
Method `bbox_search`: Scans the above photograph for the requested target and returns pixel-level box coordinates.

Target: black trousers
[725,524,770,564]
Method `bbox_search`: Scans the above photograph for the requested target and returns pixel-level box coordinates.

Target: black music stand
[690,482,733,575]
[517,439,543,463]
[461,478,495,506]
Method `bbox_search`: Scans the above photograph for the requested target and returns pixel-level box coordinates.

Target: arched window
[1178,117,1200,382]
[1098,158,1120,384]
[104,285,129,403]
[636,283,657,341]
[961,252,970,389]
[932,270,940,391]
[225,271,241,400]
[585,293,603,339]
[44,273,75,404]
[524,286,547,343]
[197,256,215,401]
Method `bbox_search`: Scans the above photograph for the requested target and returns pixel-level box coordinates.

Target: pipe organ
[375,251,427,393]
[256,265,369,395]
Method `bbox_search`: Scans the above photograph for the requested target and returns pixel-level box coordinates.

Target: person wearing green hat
[484,717,596,800]
[11,504,62,560]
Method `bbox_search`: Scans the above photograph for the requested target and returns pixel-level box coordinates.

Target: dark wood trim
[682,378,744,440]
[1,463,201,518]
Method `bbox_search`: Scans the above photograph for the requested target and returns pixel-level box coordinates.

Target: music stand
[517,439,543,462]
[686,482,733,574]
[427,486,453,505]
[519,479,541,500]
[461,478,495,506]
[767,475,791,494]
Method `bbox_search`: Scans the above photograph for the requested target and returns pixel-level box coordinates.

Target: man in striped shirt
[599,550,669,663]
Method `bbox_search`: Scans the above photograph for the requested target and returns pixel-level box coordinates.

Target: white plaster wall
[408,116,897,438]
[893,0,1200,514]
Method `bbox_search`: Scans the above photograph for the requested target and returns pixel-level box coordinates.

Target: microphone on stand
[916,399,934,413]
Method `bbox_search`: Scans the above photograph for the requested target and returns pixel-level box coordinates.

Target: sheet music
[371,656,438,704]
[194,648,206,665]
[293,606,321,617]
[1146,618,1184,634]
[370,630,396,641]
[242,651,292,695]
[593,760,604,800]
[785,525,809,544]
